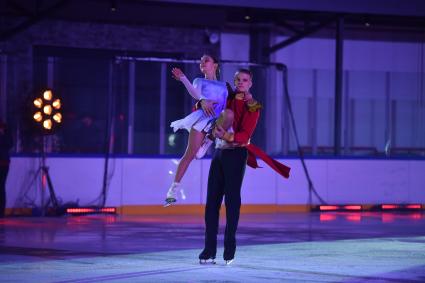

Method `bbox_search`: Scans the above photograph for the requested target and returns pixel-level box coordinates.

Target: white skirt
[170,109,215,133]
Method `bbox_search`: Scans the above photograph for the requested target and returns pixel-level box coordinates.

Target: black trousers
[0,165,9,217]
[204,147,247,256]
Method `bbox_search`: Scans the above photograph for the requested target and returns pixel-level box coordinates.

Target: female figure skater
[164,54,228,206]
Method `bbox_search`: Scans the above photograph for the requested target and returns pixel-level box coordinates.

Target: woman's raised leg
[165,128,205,206]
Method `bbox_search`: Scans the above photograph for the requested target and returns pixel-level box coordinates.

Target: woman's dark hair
[202,53,220,79]
[203,53,219,64]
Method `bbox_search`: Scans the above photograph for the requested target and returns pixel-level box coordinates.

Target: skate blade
[163,198,176,207]
[199,259,216,265]
[225,259,234,265]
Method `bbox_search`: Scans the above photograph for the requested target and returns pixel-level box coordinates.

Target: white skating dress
[170,78,228,133]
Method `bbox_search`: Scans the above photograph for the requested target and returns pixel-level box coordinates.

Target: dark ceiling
[1,0,424,42]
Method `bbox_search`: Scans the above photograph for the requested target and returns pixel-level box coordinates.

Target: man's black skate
[223,248,235,265]
[199,248,216,264]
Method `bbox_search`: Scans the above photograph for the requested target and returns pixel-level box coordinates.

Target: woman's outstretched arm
[172,67,201,100]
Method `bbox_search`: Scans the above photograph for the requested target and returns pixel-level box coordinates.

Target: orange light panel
[67,208,95,213]
[382,204,398,210]
[66,207,117,214]
[100,207,117,213]
[344,205,362,210]
[405,204,422,209]
[319,205,339,211]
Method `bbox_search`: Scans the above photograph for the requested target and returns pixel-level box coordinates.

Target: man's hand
[244,92,253,101]
[171,67,185,81]
[200,99,217,117]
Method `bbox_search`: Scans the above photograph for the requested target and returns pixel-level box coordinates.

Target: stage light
[52,99,61,109]
[209,32,219,44]
[34,98,43,108]
[43,105,52,115]
[43,90,53,100]
[168,134,176,147]
[110,0,117,12]
[43,119,52,130]
[53,113,62,123]
[32,89,62,132]
[33,112,43,122]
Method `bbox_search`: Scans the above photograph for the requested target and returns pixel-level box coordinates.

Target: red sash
[246,144,290,179]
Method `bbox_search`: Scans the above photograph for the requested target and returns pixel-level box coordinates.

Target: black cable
[281,65,328,207]
[100,60,116,207]
[86,59,116,208]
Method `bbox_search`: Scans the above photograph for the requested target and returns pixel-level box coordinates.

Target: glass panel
[54,57,109,154]
[316,69,335,154]
[390,72,424,155]
[346,71,387,156]
[133,62,161,155]
[3,47,424,158]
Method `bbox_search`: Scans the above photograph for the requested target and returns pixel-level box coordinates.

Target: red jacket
[226,96,290,179]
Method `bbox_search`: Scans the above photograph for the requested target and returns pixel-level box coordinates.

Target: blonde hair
[234,68,253,79]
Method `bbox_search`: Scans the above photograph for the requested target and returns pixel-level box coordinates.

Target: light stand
[40,135,59,215]
[31,89,62,216]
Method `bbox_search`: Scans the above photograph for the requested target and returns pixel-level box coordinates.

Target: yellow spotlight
[52,99,61,109]
[43,90,53,101]
[43,119,52,130]
[33,112,43,122]
[53,113,62,123]
[33,89,62,131]
[34,98,43,108]
[43,105,53,115]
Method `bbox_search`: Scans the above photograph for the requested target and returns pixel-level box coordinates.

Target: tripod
[27,135,59,216]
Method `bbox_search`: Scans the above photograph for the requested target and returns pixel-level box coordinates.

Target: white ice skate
[164,182,186,207]
[195,136,213,159]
